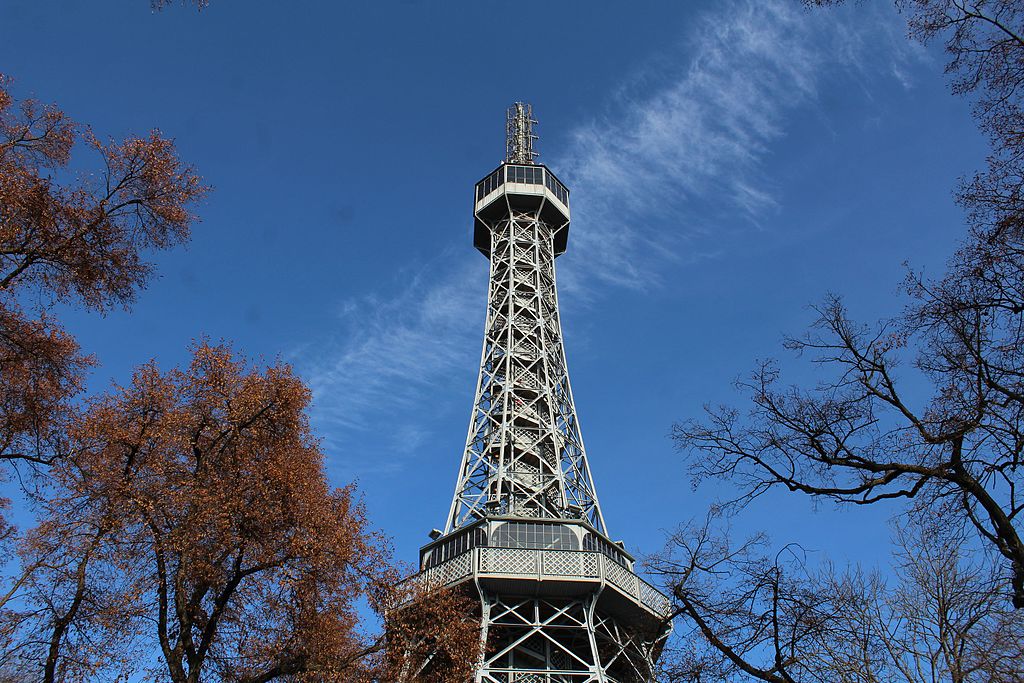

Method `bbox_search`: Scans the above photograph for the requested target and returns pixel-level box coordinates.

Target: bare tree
[649,516,1024,682]
[673,0,1024,609]
[674,278,1024,606]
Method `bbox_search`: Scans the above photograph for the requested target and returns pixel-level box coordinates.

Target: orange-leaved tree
[6,342,477,683]
[0,73,207,490]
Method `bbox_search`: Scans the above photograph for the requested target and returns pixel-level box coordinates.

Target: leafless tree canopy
[676,0,1024,609]
[650,517,1024,683]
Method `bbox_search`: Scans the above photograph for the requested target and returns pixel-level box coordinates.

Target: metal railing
[418,547,671,618]
[480,670,597,682]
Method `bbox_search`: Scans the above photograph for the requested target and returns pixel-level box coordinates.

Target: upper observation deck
[473,162,571,258]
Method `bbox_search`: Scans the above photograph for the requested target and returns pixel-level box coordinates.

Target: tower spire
[412,105,670,683]
[505,102,539,165]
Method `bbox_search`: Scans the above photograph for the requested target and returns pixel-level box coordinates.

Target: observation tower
[417,103,671,682]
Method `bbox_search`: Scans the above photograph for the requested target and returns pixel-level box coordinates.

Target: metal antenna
[505,102,539,164]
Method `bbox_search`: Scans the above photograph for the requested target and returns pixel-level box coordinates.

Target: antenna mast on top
[505,102,539,165]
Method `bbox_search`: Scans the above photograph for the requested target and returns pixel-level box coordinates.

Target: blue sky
[1,0,986,575]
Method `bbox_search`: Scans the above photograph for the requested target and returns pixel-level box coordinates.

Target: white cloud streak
[297,252,485,467]
[296,0,919,468]
[556,0,921,296]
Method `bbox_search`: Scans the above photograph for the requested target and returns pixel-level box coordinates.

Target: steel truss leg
[476,591,655,683]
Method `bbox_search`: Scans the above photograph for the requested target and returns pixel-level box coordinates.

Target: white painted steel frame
[477,594,655,683]
[446,206,605,534]
[417,105,669,683]
[419,546,672,619]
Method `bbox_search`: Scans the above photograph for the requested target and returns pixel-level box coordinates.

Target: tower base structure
[418,517,671,683]
[479,594,654,683]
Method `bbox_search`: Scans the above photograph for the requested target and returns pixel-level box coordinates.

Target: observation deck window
[475,165,569,206]
[543,170,569,205]
[476,167,505,201]
[507,164,544,185]
[583,533,628,567]
[423,526,488,569]
[491,521,579,551]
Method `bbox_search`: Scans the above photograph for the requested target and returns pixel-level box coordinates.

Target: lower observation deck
[417,546,672,628]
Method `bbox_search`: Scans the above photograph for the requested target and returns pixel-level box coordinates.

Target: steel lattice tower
[416,104,670,683]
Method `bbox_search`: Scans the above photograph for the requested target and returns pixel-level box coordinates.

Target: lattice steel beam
[411,104,669,683]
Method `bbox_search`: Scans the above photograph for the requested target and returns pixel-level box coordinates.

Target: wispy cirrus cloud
[297,251,485,462]
[556,0,923,295]
[295,0,921,467]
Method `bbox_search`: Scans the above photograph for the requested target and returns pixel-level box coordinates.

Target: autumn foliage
[3,343,477,682]
[0,76,476,681]
[0,73,207,479]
